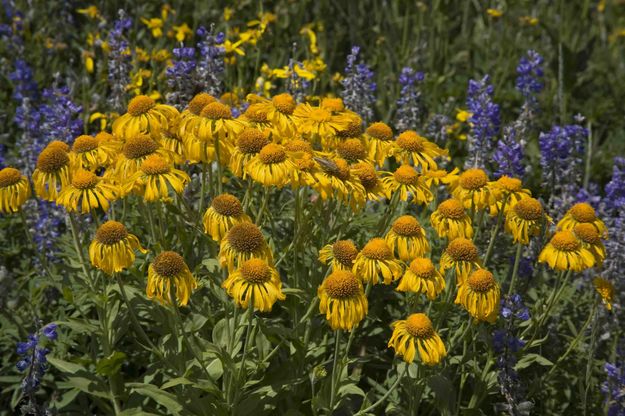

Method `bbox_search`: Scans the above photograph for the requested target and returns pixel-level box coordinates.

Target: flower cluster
[106,9,133,112]
[602,352,625,416]
[16,323,58,397]
[341,46,376,123]
[394,67,425,131]
[466,75,500,168]
[516,50,544,108]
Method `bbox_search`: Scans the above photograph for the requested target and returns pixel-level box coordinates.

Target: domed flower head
[124,154,190,202]
[219,222,273,272]
[593,277,614,311]
[32,147,71,201]
[69,134,116,169]
[439,237,481,284]
[147,251,198,306]
[557,202,607,238]
[290,152,323,188]
[397,258,445,300]
[326,114,363,150]
[391,130,448,171]
[240,103,273,131]
[430,198,473,240]
[222,258,285,312]
[114,134,173,179]
[385,215,430,261]
[352,162,388,202]
[320,97,346,114]
[46,140,70,152]
[229,128,271,177]
[314,157,366,211]
[381,165,433,205]
[178,93,218,139]
[159,124,185,164]
[113,95,179,139]
[538,230,595,272]
[505,197,549,245]
[194,101,245,141]
[573,223,606,266]
[203,193,252,241]
[422,167,460,189]
[488,176,531,216]
[246,93,298,137]
[245,143,295,188]
[293,103,352,140]
[455,269,500,323]
[388,313,446,365]
[451,168,495,210]
[336,139,369,164]
[56,170,118,214]
[352,237,404,285]
[89,221,146,274]
[318,240,359,271]
[364,122,394,167]
[0,167,30,214]
[318,270,368,331]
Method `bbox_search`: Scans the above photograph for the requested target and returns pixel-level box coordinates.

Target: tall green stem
[508,243,523,295]
[329,330,342,411]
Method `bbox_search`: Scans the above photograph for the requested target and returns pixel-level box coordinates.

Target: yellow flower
[557,202,607,238]
[77,5,99,19]
[489,176,531,216]
[219,222,273,272]
[422,167,460,189]
[246,93,297,137]
[538,230,595,272]
[391,130,448,171]
[194,101,245,142]
[147,251,198,306]
[56,170,118,214]
[336,139,369,164]
[114,134,173,179]
[141,17,164,38]
[320,98,345,114]
[318,240,359,271]
[397,258,445,300]
[451,168,495,210]
[69,134,116,169]
[314,157,366,211]
[381,165,433,205]
[300,26,320,55]
[89,221,146,274]
[32,147,71,201]
[385,215,430,261]
[203,193,252,242]
[222,39,245,64]
[293,104,352,139]
[439,237,481,284]
[352,162,388,202]
[593,277,614,311]
[388,313,446,365]
[229,128,271,178]
[431,198,474,240]
[318,270,368,331]
[82,51,95,74]
[486,8,503,17]
[364,122,394,167]
[223,7,234,21]
[172,23,192,42]
[124,155,190,202]
[240,104,272,131]
[519,16,539,26]
[573,223,606,266]
[455,269,500,323]
[505,197,548,245]
[112,95,179,140]
[89,112,110,131]
[456,110,472,122]
[0,167,30,214]
[223,258,285,312]
[246,143,296,188]
[352,238,404,285]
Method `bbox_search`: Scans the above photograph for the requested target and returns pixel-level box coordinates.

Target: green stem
[508,243,523,295]
[329,330,342,411]
[233,301,255,405]
[482,196,508,266]
[199,162,208,218]
[255,187,271,225]
[356,365,407,415]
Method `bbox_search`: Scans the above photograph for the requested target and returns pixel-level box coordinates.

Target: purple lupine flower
[516,50,544,108]
[106,9,133,112]
[166,46,197,108]
[466,75,500,169]
[394,67,425,131]
[341,46,376,123]
[16,322,57,400]
[605,157,625,211]
[424,113,452,147]
[601,347,625,416]
[493,124,525,178]
[8,59,39,103]
[196,24,225,97]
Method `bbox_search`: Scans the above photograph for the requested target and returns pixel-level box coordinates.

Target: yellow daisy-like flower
[388,313,446,365]
[56,170,117,214]
[219,222,273,272]
[293,103,352,140]
[318,270,368,331]
[222,258,285,312]
[439,237,481,284]
[203,193,252,241]
[245,143,296,187]
[352,237,404,285]
[240,103,273,131]
[489,176,531,216]
[124,154,190,202]
[505,197,548,245]
[114,134,173,179]
[573,223,606,266]
[364,122,394,167]
[89,221,147,274]
[69,134,116,169]
[391,130,448,171]
[112,95,179,139]
[0,167,31,214]
[455,269,500,323]
[32,147,71,201]
[336,138,369,164]
[422,167,460,189]
[451,168,495,210]
[327,114,363,150]
[159,125,185,164]
[538,230,595,272]
[314,157,366,210]
[46,140,71,153]
[320,97,345,113]
[178,93,218,140]
[229,128,271,177]
[194,101,245,141]
[397,258,446,300]
[146,251,198,306]
[430,198,473,240]
[593,277,614,311]
[246,93,298,137]
[381,165,433,205]
[352,162,388,202]
[290,152,323,188]
[385,215,430,261]
[557,202,607,238]
[318,240,359,271]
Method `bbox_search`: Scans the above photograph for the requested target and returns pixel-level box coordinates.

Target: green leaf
[514,353,554,370]
[127,382,184,415]
[338,383,365,398]
[160,377,194,390]
[96,351,127,376]
[47,356,87,374]
[119,408,161,416]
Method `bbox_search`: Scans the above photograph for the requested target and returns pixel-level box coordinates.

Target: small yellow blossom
[77,5,99,19]
[224,7,234,21]
[519,16,539,26]
[487,8,503,17]
[141,17,164,38]
[171,23,192,42]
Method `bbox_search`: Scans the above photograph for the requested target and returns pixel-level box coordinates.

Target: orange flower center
[405,313,434,338]
[353,162,378,190]
[46,140,70,152]
[337,139,367,162]
[573,223,601,244]
[72,135,99,153]
[72,170,99,190]
[123,135,160,159]
[393,165,418,185]
[227,223,265,253]
[409,258,435,278]
[284,138,313,153]
[467,269,496,293]
[366,122,393,140]
[361,238,393,260]
[127,95,156,116]
[324,270,360,299]
[244,104,269,123]
[391,215,422,236]
[513,198,543,221]
[437,199,466,219]
[337,116,363,138]
[258,143,287,164]
[153,251,187,277]
[95,221,129,245]
[396,130,425,152]
[332,240,359,267]
[445,238,479,262]
[0,167,22,187]
[140,155,170,175]
[240,258,272,284]
[550,230,581,252]
[309,108,332,123]
[237,128,270,154]
[272,93,296,114]
[321,97,345,112]
[496,176,523,192]
[211,193,243,217]
[200,102,232,120]
[188,93,217,115]
[36,148,69,173]
[459,168,488,190]
[569,202,596,223]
